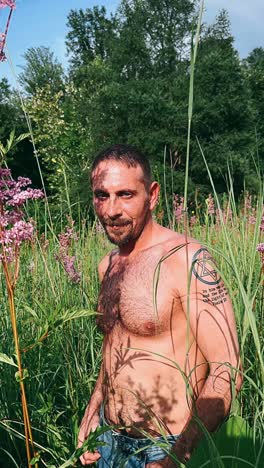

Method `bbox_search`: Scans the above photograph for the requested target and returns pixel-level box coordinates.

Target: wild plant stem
[3,263,38,468]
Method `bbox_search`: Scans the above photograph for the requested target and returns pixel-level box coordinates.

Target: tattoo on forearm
[192,248,221,286]
[202,284,228,306]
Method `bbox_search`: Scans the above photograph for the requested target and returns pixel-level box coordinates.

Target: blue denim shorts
[97,405,179,467]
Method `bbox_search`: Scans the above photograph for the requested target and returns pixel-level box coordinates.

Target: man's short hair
[91,144,152,188]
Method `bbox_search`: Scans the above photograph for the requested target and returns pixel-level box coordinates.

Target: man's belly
[102,324,208,436]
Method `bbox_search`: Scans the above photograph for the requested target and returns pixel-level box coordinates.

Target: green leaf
[6,129,15,152]
[0,353,18,368]
[30,453,41,465]
[15,368,29,382]
[187,416,263,468]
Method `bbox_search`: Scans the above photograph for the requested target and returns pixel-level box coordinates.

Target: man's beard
[99,201,150,247]
[104,220,133,246]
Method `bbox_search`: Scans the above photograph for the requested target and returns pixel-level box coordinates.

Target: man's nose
[106,197,122,218]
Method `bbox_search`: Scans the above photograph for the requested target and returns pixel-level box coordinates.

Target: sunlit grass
[0,189,263,467]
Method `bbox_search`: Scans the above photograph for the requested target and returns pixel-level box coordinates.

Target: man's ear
[149,181,160,211]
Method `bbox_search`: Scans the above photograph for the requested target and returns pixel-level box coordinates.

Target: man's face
[92,161,152,246]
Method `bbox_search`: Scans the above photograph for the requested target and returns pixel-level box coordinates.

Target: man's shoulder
[158,229,202,258]
[158,230,206,274]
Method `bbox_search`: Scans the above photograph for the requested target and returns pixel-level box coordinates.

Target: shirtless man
[78,144,242,467]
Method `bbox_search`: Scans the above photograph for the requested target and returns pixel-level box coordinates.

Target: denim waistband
[99,405,179,452]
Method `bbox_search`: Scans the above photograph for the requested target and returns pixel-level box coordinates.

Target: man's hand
[78,411,101,465]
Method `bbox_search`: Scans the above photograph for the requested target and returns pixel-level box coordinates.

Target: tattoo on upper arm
[202,284,228,306]
[192,248,221,285]
[192,248,229,306]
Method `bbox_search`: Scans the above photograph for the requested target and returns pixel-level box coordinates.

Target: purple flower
[260,213,264,232]
[190,215,197,227]
[173,194,184,223]
[257,243,264,267]
[55,218,81,284]
[248,214,256,225]
[257,243,264,253]
[244,193,252,211]
[61,255,81,284]
[0,1,16,10]
[206,194,215,215]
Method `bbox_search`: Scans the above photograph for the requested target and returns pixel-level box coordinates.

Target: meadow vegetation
[0,186,263,467]
[0,0,264,466]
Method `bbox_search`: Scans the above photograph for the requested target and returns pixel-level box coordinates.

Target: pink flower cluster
[257,243,264,253]
[190,215,197,227]
[257,243,264,266]
[173,194,184,223]
[260,214,264,232]
[206,194,215,215]
[0,1,16,10]
[0,168,44,262]
[55,219,81,284]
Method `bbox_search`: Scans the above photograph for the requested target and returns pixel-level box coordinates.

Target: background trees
[1,1,263,214]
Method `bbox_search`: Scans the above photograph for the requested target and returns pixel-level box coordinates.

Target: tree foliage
[2,2,264,212]
[19,46,64,96]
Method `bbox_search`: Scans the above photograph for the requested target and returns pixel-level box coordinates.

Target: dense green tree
[25,83,87,200]
[191,10,255,194]
[242,47,264,173]
[65,0,195,159]
[19,46,64,95]
[115,0,197,78]
[0,78,41,186]
[66,6,117,71]
[3,1,261,205]
[0,78,19,141]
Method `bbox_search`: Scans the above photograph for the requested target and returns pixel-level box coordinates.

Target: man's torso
[97,234,208,437]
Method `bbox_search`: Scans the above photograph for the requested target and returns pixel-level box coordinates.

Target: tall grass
[1,1,263,466]
[0,190,263,467]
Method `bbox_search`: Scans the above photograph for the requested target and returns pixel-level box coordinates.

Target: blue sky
[0,0,263,87]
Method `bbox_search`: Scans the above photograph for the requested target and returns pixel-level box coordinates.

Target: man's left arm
[149,245,243,467]
[176,245,242,465]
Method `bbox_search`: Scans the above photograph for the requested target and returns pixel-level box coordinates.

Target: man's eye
[120,192,133,198]
[95,193,108,200]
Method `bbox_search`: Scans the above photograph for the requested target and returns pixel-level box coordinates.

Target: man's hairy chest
[96,248,179,336]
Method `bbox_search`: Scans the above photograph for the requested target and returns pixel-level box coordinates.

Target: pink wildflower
[190,215,197,227]
[0,1,16,9]
[257,243,264,253]
[60,255,81,284]
[206,194,215,215]
[173,194,184,223]
[247,205,256,225]
[260,212,264,232]
[0,167,44,263]
[55,219,81,284]
[244,192,252,212]
[257,243,264,266]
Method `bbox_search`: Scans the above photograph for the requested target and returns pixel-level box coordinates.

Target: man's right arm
[78,366,104,465]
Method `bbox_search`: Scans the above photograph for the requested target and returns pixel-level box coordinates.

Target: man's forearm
[172,370,233,462]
